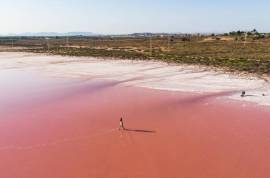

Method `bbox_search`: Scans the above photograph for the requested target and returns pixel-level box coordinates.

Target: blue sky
[0,0,269,34]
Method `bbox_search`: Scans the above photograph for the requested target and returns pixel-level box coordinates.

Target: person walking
[119,117,125,130]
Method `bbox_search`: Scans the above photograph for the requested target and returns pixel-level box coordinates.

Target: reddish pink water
[1,70,270,178]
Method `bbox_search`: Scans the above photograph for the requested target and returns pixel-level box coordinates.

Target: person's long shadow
[124,128,156,134]
[242,94,257,97]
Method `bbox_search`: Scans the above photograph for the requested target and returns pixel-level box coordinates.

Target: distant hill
[4,32,98,37]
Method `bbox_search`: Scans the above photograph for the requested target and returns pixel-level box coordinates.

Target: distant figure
[262,93,266,96]
[241,91,246,97]
[119,117,125,130]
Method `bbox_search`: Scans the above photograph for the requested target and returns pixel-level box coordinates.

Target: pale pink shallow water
[1,69,270,178]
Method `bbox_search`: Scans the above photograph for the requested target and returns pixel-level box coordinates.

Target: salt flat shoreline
[1,52,270,178]
[1,52,270,106]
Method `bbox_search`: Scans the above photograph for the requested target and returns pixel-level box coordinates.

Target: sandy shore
[0,52,270,106]
[1,52,270,178]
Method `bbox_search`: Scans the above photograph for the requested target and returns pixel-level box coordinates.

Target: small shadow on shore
[241,94,258,97]
[124,128,156,134]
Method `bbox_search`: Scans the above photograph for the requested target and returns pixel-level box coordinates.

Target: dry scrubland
[1,33,270,75]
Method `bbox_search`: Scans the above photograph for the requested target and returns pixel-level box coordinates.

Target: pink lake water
[1,60,270,178]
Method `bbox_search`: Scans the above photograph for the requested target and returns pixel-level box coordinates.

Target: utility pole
[167,35,171,51]
[89,38,92,48]
[46,38,50,51]
[66,36,69,47]
[149,35,153,56]
[91,38,96,49]
[244,32,248,46]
